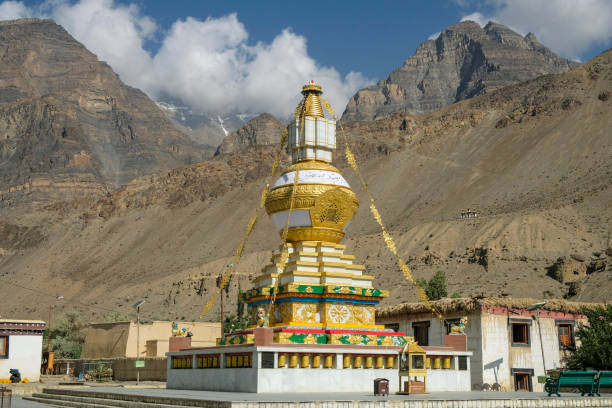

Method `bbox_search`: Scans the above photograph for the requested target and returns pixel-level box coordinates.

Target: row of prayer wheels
[426,356,452,369]
[277,354,395,369]
[225,354,252,368]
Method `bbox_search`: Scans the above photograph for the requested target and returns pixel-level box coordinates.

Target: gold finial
[301,81,324,118]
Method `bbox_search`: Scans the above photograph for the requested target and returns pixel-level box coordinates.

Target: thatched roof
[375,297,608,318]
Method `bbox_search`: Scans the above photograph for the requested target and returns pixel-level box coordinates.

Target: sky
[1,0,611,119]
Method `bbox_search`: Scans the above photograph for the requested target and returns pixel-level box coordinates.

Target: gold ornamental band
[285,227,345,243]
[265,184,357,214]
[282,160,341,174]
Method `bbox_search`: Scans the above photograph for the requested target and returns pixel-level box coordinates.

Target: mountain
[0,45,610,323]
[0,18,209,205]
[342,21,579,121]
[156,100,255,149]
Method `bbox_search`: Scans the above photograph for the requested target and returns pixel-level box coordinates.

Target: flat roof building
[376,297,605,392]
[0,319,46,382]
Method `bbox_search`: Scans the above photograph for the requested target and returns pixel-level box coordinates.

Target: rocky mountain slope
[0,48,610,323]
[0,19,208,205]
[342,21,578,121]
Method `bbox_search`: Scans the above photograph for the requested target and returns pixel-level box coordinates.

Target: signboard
[261,352,275,369]
[135,360,145,368]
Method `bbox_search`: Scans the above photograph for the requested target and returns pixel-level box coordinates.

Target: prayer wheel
[289,354,298,368]
[375,356,384,369]
[324,355,333,368]
[425,357,431,369]
[386,356,395,369]
[237,355,244,367]
[354,356,362,368]
[212,356,218,367]
[443,357,451,369]
[301,354,310,368]
[365,356,373,369]
[433,357,441,369]
[312,355,321,368]
[278,354,286,368]
[343,355,351,368]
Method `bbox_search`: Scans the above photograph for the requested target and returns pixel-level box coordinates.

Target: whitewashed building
[0,319,46,382]
[376,298,599,392]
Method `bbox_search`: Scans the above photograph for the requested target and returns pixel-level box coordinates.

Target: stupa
[166,83,416,393]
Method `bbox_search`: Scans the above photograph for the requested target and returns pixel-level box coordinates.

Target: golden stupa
[220,82,408,346]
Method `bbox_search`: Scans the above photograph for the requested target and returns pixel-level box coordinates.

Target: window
[515,373,531,391]
[0,336,7,359]
[558,324,574,348]
[412,321,430,346]
[511,322,530,345]
[511,368,534,391]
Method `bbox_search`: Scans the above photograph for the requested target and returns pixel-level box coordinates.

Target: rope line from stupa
[319,95,442,319]
[199,127,289,319]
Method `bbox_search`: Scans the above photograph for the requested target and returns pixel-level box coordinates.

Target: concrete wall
[0,335,43,382]
[480,313,511,390]
[82,321,221,359]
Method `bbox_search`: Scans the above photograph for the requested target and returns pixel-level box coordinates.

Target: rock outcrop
[342,21,578,120]
[0,18,207,203]
[215,113,284,156]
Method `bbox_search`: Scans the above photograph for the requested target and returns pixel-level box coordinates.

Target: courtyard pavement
[51,387,566,401]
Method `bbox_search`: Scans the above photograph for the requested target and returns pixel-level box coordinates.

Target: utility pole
[133,300,145,385]
[527,301,548,378]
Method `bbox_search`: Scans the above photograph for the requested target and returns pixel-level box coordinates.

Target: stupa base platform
[167,343,401,392]
[167,327,404,393]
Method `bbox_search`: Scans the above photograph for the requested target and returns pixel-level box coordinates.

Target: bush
[565,305,612,370]
[416,270,448,300]
[43,311,86,359]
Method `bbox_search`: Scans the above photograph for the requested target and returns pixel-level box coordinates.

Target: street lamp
[133,300,145,385]
[527,301,548,375]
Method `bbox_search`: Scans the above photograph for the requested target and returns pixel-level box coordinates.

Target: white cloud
[460,0,612,60]
[0,0,29,20]
[427,31,441,40]
[0,0,371,119]
[460,12,490,27]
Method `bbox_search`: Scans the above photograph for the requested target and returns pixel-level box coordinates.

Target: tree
[43,311,86,359]
[417,270,448,300]
[104,310,129,322]
[565,305,612,370]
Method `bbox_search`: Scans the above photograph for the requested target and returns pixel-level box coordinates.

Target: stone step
[24,395,117,408]
[29,392,188,408]
[36,388,229,408]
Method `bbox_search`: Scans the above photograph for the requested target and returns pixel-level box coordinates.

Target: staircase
[23,388,231,408]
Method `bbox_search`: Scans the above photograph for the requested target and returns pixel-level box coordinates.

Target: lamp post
[527,301,548,375]
[133,300,145,385]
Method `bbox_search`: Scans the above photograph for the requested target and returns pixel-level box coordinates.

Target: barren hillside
[0,50,610,323]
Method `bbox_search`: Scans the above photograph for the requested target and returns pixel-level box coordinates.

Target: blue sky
[128,0,497,80]
[1,0,611,117]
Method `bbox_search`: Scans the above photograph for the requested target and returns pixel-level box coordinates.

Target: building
[81,320,220,359]
[376,297,603,392]
[0,319,46,382]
